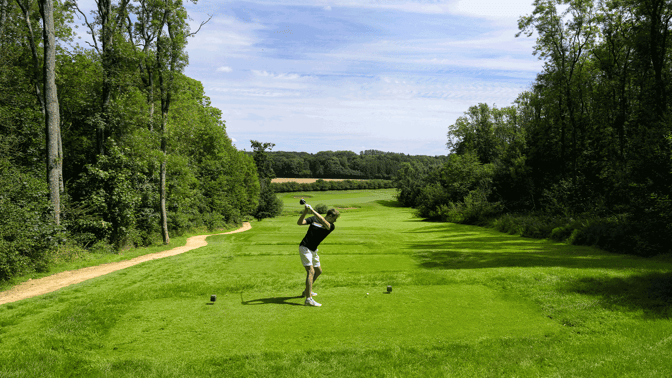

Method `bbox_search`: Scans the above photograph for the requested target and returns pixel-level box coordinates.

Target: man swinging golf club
[297,199,340,307]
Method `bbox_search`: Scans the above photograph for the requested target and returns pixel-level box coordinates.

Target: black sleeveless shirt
[300,216,335,251]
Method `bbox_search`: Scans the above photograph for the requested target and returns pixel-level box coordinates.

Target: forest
[395,0,672,257]
[266,150,448,180]
[0,0,262,281]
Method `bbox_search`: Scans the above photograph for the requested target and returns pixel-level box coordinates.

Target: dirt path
[0,222,252,306]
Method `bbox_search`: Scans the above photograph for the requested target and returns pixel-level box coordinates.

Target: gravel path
[0,222,251,305]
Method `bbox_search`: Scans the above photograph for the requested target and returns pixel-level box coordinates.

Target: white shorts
[299,245,320,267]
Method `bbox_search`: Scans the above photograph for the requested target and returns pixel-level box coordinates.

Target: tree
[251,140,282,220]
[39,0,62,224]
[394,161,429,207]
[447,103,500,164]
[72,0,132,155]
[0,0,10,37]
[16,0,45,115]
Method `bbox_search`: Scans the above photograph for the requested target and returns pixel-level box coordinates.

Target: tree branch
[70,0,100,53]
[189,14,211,37]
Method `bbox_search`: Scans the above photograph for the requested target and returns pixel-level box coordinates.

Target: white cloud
[188,0,533,18]
[178,0,543,155]
[251,70,314,80]
[450,0,534,21]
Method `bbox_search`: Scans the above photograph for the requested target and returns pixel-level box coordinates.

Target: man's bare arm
[297,208,310,225]
[305,205,332,229]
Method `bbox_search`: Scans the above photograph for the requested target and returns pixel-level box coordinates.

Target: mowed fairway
[1,189,671,377]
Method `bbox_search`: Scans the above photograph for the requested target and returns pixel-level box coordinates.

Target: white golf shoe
[304,297,322,307]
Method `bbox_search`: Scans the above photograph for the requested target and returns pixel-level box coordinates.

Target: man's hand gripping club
[297,201,332,229]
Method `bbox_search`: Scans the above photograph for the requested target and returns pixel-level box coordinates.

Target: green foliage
[268,150,449,180]
[436,189,503,225]
[251,140,282,220]
[71,143,142,249]
[254,187,284,220]
[415,153,496,220]
[0,164,62,280]
[494,213,575,240]
[0,2,259,281]
[170,79,259,229]
[393,162,431,207]
[272,179,393,193]
[314,203,329,214]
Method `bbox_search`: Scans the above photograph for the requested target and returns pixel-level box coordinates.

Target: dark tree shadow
[376,199,404,208]
[562,272,672,318]
[241,294,304,306]
[407,222,672,318]
[408,231,648,271]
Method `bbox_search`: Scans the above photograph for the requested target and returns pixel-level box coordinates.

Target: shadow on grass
[376,199,404,208]
[241,295,304,306]
[562,272,672,318]
[408,222,672,318]
[408,223,650,271]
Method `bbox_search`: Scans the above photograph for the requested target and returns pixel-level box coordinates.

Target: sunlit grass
[1,189,671,377]
[0,225,246,292]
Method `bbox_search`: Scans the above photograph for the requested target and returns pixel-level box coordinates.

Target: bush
[254,182,283,220]
[315,204,329,214]
[71,143,141,249]
[441,190,503,225]
[416,182,450,219]
[492,213,566,239]
[0,166,62,281]
[492,212,668,257]
[271,179,393,193]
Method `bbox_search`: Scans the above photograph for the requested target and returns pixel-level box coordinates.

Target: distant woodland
[266,150,448,180]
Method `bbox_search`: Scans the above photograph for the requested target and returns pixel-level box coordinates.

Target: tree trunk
[0,0,9,39]
[40,0,60,225]
[148,67,155,130]
[98,0,112,155]
[645,0,670,121]
[160,116,169,244]
[17,0,46,115]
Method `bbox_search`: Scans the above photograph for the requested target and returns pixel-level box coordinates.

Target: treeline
[267,150,449,180]
[397,0,671,257]
[272,179,393,193]
[0,1,259,280]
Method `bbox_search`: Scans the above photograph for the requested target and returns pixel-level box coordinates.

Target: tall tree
[38,0,61,224]
[15,0,45,115]
[251,140,282,220]
[72,0,132,155]
[153,0,207,243]
[0,0,9,36]
[518,0,598,180]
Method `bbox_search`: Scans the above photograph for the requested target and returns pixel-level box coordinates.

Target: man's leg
[313,265,322,284]
[302,265,321,297]
[304,265,315,298]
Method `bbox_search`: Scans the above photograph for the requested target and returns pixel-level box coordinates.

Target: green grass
[0,225,246,293]
[1,189,671,377]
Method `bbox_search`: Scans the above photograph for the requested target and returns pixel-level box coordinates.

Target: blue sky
[75,0,544,156]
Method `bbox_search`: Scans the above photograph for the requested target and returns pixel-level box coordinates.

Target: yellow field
[271,178,363,183]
